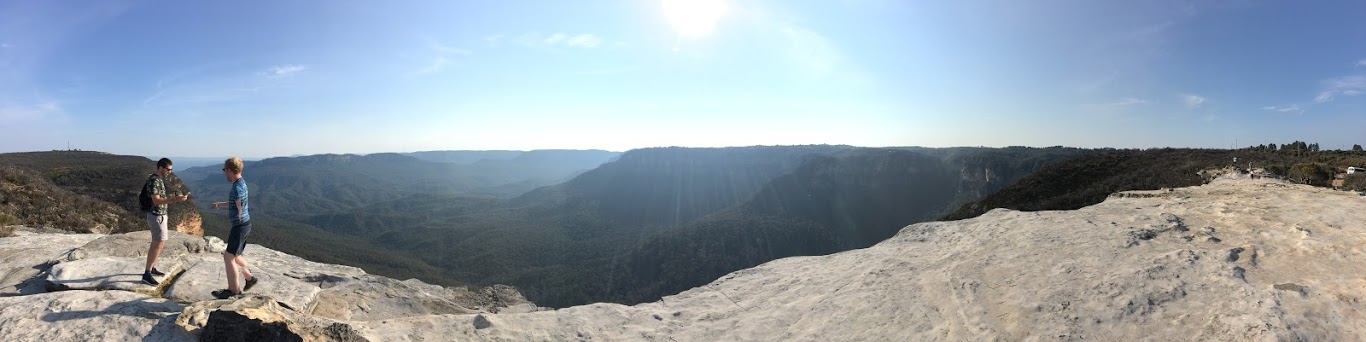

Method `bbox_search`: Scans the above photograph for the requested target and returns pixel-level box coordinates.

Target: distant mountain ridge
[270,145,1092,307]
[179,149,620,219]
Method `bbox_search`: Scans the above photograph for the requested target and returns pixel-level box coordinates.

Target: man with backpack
[139,158,190,285]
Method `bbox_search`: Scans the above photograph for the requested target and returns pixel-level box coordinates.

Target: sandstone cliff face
[3,175,1365,341]
[168,204,203,237]
[0,229,532,341]
[355,176,1366,341]
[164,174,204,237]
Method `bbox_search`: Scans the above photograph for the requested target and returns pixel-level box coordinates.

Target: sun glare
[662,0,728,39]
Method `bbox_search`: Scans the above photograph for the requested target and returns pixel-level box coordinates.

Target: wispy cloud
[1314,75,1366,103]
[1181,94,1206,109]
[1080,97,1149,115]
[0,99,64,127]
[492,32,606,49]
[565,34,603,48]
[416,42,471,74]
[431,43,470,56]
[1357,59,1366,67]
[144,65,304,108]
[1106,97,1149,108]
[261,64,307,78]
[572,65,640,76]
[419,56,449,74]
[779,23,839,79]
[1261,105,1304,116]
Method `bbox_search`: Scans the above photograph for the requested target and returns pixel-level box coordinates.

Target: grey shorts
[146,213,168,241]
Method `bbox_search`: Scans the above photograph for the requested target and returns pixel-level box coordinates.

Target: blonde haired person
[210,157,257,299]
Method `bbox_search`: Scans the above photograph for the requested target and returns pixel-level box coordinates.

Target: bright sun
[661,0,728,38]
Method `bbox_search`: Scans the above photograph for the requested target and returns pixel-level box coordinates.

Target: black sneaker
[141,273,160,286]
[243,276,258,292]
[149,268,166,276]
[211,289,238,300]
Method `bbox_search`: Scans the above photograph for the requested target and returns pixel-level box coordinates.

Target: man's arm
[235,199,245,221]
[151,194,189,205]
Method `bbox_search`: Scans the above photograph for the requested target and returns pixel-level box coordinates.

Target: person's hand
[178,194,190,202]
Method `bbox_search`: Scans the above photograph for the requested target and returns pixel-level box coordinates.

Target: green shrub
[0,225,13,238]
[1288,163,1332,185]
[1346,174,1366,192]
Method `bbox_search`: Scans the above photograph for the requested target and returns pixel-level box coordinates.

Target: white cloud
[543,33,568,45]
[1107,98,1149,108]
[572,65,640,76]
[1261,105,1304,115]
[502,32,605,49]
[0,99,64,127]
[1080,97,1149,115]
[419,56,448,74]
[566,34,603,48]
[415,43,471,75]
[262,64,307,78]
[1357,59,1366,67]
[1181,94,1206,109]
[1314,75,1366,103]
[779,24,839,79]
[484,34,504,46]
[431,43,470,56]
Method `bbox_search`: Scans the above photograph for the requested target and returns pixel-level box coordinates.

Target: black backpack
[138,174,158,213]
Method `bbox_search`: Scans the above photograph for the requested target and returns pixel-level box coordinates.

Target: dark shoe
[149,268,166,276]
[211,289,238,300]
[141,273,160,286]
[243,277,258,292]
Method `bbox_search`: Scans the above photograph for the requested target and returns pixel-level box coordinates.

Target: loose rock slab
[165,254,321,312]
[47,256,187,294]
[0,231,101,296]
[0,290,189,341]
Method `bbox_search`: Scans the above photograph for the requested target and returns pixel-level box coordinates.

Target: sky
[1,0,1363,158]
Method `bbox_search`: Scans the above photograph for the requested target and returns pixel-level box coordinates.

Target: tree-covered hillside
[943,147,1366,221]
[0,151,196,233]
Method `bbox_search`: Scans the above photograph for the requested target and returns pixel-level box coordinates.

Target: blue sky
[1,0,1363,157]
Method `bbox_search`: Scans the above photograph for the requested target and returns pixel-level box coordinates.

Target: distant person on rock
[140,158,190,285]
[210,157,257,299]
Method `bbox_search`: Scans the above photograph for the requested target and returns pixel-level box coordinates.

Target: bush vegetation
[943,144,1366,221]
[0,151,196,234]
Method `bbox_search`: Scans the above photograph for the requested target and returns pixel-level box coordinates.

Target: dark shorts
[225,222,252,256]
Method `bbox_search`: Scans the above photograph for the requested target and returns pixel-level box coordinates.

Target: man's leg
[142,214,168,285]
[144,240,165,272]
[233,256,253,281]
[223,252,241,293]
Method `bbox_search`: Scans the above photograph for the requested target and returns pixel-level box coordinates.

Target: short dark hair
[157,158,173,169]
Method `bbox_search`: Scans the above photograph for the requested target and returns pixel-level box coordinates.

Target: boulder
[0,231,101,296]
[0,290,189,341]
[177,293,368,342]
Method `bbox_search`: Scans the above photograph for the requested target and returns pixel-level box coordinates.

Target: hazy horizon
[2,0,1362,157]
